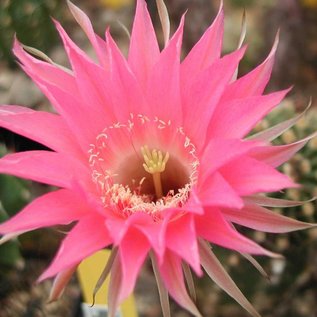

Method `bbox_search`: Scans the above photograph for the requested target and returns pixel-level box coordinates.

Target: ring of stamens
[88,114,199,220]
[141,145,170,199]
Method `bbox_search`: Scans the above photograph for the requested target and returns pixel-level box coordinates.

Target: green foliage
[0,0,63,67]
[0,145,29,269]
[0,173,30,217]
[0,203,22,268]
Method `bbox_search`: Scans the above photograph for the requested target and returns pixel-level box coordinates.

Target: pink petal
[106,212,168,262]
[199,240,261,317]
[54,21,117,128]
[222,203,316,233]
[20,64,97,148]
[134,215,168,262]
[146,15,184,125]
[0,105,83,158]
[181,2,224,83]
[105,213,145,245]
[105,30,148,119]
[0,151,89,188]
[209,89,290,139]
[165,214,201,274]
[39,214,112,281]
[247,103,310,142]
[197,173,243,209]
[159,251,202,317]
[118,228,150,301]
[220,156,297,195]
[222,32,279,101]
[195,208,279,257]
[0,189,89,234]
[183,47,246,148]
[199,138,259,183]
[13,38,78,94]
[49,264,78,302]
[128,0,160,87]
[67,1,108,68]
[182,191,205,215]
[249,132,317,167]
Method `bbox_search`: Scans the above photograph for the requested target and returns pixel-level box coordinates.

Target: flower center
[88,114,199,220]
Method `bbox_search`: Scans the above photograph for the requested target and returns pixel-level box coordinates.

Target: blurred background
[0,0,317,316]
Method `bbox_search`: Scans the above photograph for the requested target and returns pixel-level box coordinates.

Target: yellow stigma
[141,145,170,199]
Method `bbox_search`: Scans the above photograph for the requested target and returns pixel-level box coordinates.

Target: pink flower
[0,1,315,316]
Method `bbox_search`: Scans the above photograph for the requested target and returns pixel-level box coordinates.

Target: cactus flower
[0,1,315,316]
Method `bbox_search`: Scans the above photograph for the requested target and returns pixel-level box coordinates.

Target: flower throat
[88,114,199,220]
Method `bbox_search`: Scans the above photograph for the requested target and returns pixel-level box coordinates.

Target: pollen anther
[141,145,170,199]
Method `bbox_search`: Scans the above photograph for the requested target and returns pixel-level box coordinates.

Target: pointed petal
[128,0,160,86]
[146,15,184,125]
[39,214,112,281]
[222,203,316,233]
[54,20,117,127]
[223,32,279,101]
[19,64,97,148]
[182,263,196,302]
[183,47,246,148]
[106,30,148,118]
[220,156,297,195]
[0,189,89,235]
[0,151,89,188]
[48,265,78,302]
[0,232,21,245]
[236,10,247,49]
[195,208,279,257]
[249,132,317,167]
[244,195,313,208]
[181,2,224,81]
[159,251,202,317]
[118,228,150,301]
[199,240,261,317]
[165,214,201,274]
[240,253,270,280]
[197,173,243,209]
[92,247,118,304]
[151,253,171,317]
[0,105,83,158]
[230,10,246,82]
[156,0,170,47]
[210,89,290,139]
[13,39,77,94]
[108,254,122,317]
[67,1,108,68]
[247,100,311,142]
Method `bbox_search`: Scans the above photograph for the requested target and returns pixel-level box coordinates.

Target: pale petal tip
[0,232,21,245]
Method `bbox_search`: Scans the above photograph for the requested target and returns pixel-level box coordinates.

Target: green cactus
[0,145,29,269]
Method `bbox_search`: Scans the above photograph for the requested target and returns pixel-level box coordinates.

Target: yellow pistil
[141,145,170,199]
